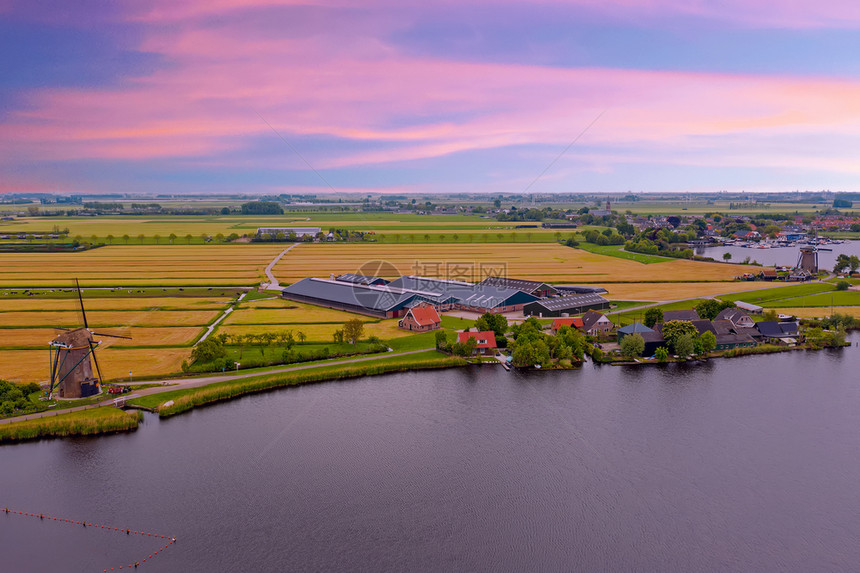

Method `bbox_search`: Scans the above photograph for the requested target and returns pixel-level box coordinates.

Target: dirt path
[263,244,298,291]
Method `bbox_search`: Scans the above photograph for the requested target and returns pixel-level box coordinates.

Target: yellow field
[224,301,362,325]
[0,309,219,328]
[1,348,189,383]
[0,245,285,287]
[770,306,860,319]
[0,327,203,348]
[0,296,231,312]
[273,243,743,284]
[220,319,411,342]
[605,281,786,301]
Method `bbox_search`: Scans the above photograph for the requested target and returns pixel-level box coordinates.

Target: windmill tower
[48,280,131,399]
[796,246,818,273]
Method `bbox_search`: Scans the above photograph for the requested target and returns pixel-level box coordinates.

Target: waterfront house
[715,308,756,328]
[398,302,441,332]
[457,331,497,356]
[617,323,665,356]
[756,321,799,344]
[580,310,615,337]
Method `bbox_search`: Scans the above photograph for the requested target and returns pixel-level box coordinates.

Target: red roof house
[457,331,497,355]
[551,317,584,333]
[398,302,442,332]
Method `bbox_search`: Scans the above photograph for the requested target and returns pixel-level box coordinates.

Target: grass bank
[129,351,465,417]
[0,408,142,444]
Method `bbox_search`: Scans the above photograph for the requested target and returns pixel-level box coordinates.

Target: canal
[2,336,860,572]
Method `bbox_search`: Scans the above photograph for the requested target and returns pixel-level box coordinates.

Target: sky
[2,0,860,196]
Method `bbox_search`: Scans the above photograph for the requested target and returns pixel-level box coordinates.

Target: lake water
[3,336,860,572]
[700,240,859,269]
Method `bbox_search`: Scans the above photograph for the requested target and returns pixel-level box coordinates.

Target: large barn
[523,293,609,318]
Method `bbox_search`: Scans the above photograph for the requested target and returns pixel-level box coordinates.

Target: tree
[695,299,733,320]
[661,320,699,353]
[700,330,716,353]
[153,234,161,244]
[834,254,851,274]
[674,333,695,358]
[851,255,860,274]
[168,233,177,244]
[215,233,224,243]
[620,333,645,357]
[434,330,448,350]
[333,329,344,344]
[475,313,508,338]
[191,338,226,363]
[122,234,130,244]
[185,234,193,244]
[723,252,732,262]
[137,234,145,244]
[343,319,364,345]
[654,346,669,362]
[644,308,663,328]
[836,280,850,291]
[106,234,114,244]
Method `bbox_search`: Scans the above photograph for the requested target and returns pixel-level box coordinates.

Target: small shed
[734,301,763,314]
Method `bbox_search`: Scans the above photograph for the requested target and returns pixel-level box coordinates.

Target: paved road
[263,244,297,291]
[0,348,435,425]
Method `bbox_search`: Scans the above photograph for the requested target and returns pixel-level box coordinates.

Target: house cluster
[617,308,799,357]
[282,274,609,320]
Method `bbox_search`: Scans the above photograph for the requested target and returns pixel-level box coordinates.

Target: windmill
[795,245,833,274]
[48,280,131,399]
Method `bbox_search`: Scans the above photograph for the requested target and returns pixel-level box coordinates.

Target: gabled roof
[757,321,798,337]
[715,333,756,345]
[618,322,654,335]
[581,309,612,331]
[387,275,537,309]
[458,331,497,348]
[552,317,584,329]
[735,301,764,313]
[406,303,441,326]
[691,320,716,335]
[663,309,700,322]
[711,319,736,335]
[715,308,752,324]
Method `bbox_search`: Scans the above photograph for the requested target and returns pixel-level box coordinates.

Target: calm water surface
[2,336,860,572]
[701,240,859,268]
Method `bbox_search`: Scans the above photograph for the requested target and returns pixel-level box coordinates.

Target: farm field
[219,320,411,343]
[0,309,219,328]
[604,280,784,301]
[769,290,860,308]
[773,306,860,319]
[273,243,744,285]
[0,327,202,349]
[727,283,834,304]
[0,296,232,312]
[0,245,284,287]
[223,300,364,325]
[1,347,190,383]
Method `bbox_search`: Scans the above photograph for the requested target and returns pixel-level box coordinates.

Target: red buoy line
[2,506,177,570]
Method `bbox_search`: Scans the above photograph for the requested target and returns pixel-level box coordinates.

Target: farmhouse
[256,227,321,238]
[580,310,615,337]
[551,317,584,333]
[523,293,610,318]
[457,331,497,356]
[398,302,441,332]
[715,308,755,328]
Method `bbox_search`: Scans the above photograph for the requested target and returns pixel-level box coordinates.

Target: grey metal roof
[735,301,764,312]
[618,322,654,334]
[552,285,609,295]
[478,276,556,293]
[387,275,536,309]
[663,309,700,322]
[526,293,608,312]
[282,278,416,312]
[335,273,388,285]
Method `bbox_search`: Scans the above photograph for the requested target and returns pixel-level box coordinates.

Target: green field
[574,242,673,264]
